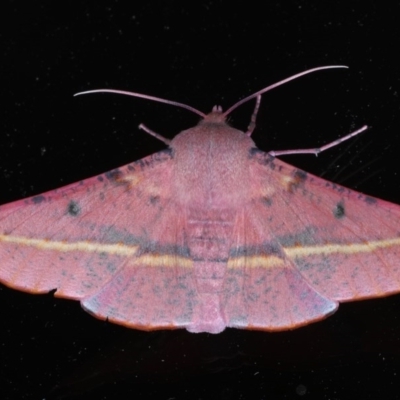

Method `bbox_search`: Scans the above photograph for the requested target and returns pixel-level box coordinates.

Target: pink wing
[0,149,198,331]
[221,150,400,331]
[3,146,400,333]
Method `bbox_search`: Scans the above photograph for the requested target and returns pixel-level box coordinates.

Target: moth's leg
[245,95,261,137]
[139,124,171,145]
[269,125,368,157]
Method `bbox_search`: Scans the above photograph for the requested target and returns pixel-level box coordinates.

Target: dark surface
[1,2,400,399]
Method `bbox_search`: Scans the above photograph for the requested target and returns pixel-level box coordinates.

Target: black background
[2,2,400,399]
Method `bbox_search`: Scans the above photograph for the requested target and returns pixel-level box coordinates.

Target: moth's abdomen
[185,208,235,333]
[187,208,233,265]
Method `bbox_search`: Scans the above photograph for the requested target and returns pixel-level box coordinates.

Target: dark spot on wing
[337,186,345,194]
[262,197,272,207]
[100,226,140,245]
[149,195,160,205]
[105,169,123,183]
[31,195,46,204]
[364,196,377,205]
[333,201,345,219]
[249,148,263,156]
[138,242,190,258]
[136,159,151,169]
[248,148,275,168]
[134,149,174,170]
[262,242,286,257]
[106,263,118,273]
[287,169,307,192]
[269,160,276,170]
[67,200,81,217]
[278,227,317,247]
[293,169,307,183]
[230,241,285,259]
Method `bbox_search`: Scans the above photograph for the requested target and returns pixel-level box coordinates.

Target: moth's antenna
[74,89,206,118]
[223,65,349,117]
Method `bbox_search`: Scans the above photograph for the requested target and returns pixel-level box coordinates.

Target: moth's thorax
[170,119,255,207]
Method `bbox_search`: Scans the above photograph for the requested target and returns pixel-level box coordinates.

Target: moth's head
[199,105,227,125]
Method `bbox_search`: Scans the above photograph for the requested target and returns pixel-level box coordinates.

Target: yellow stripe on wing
[0,234,139,256]
[228,237,400,268]
[0,234,193,268]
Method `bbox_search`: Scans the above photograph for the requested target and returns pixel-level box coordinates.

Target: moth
[1,66,399,334]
